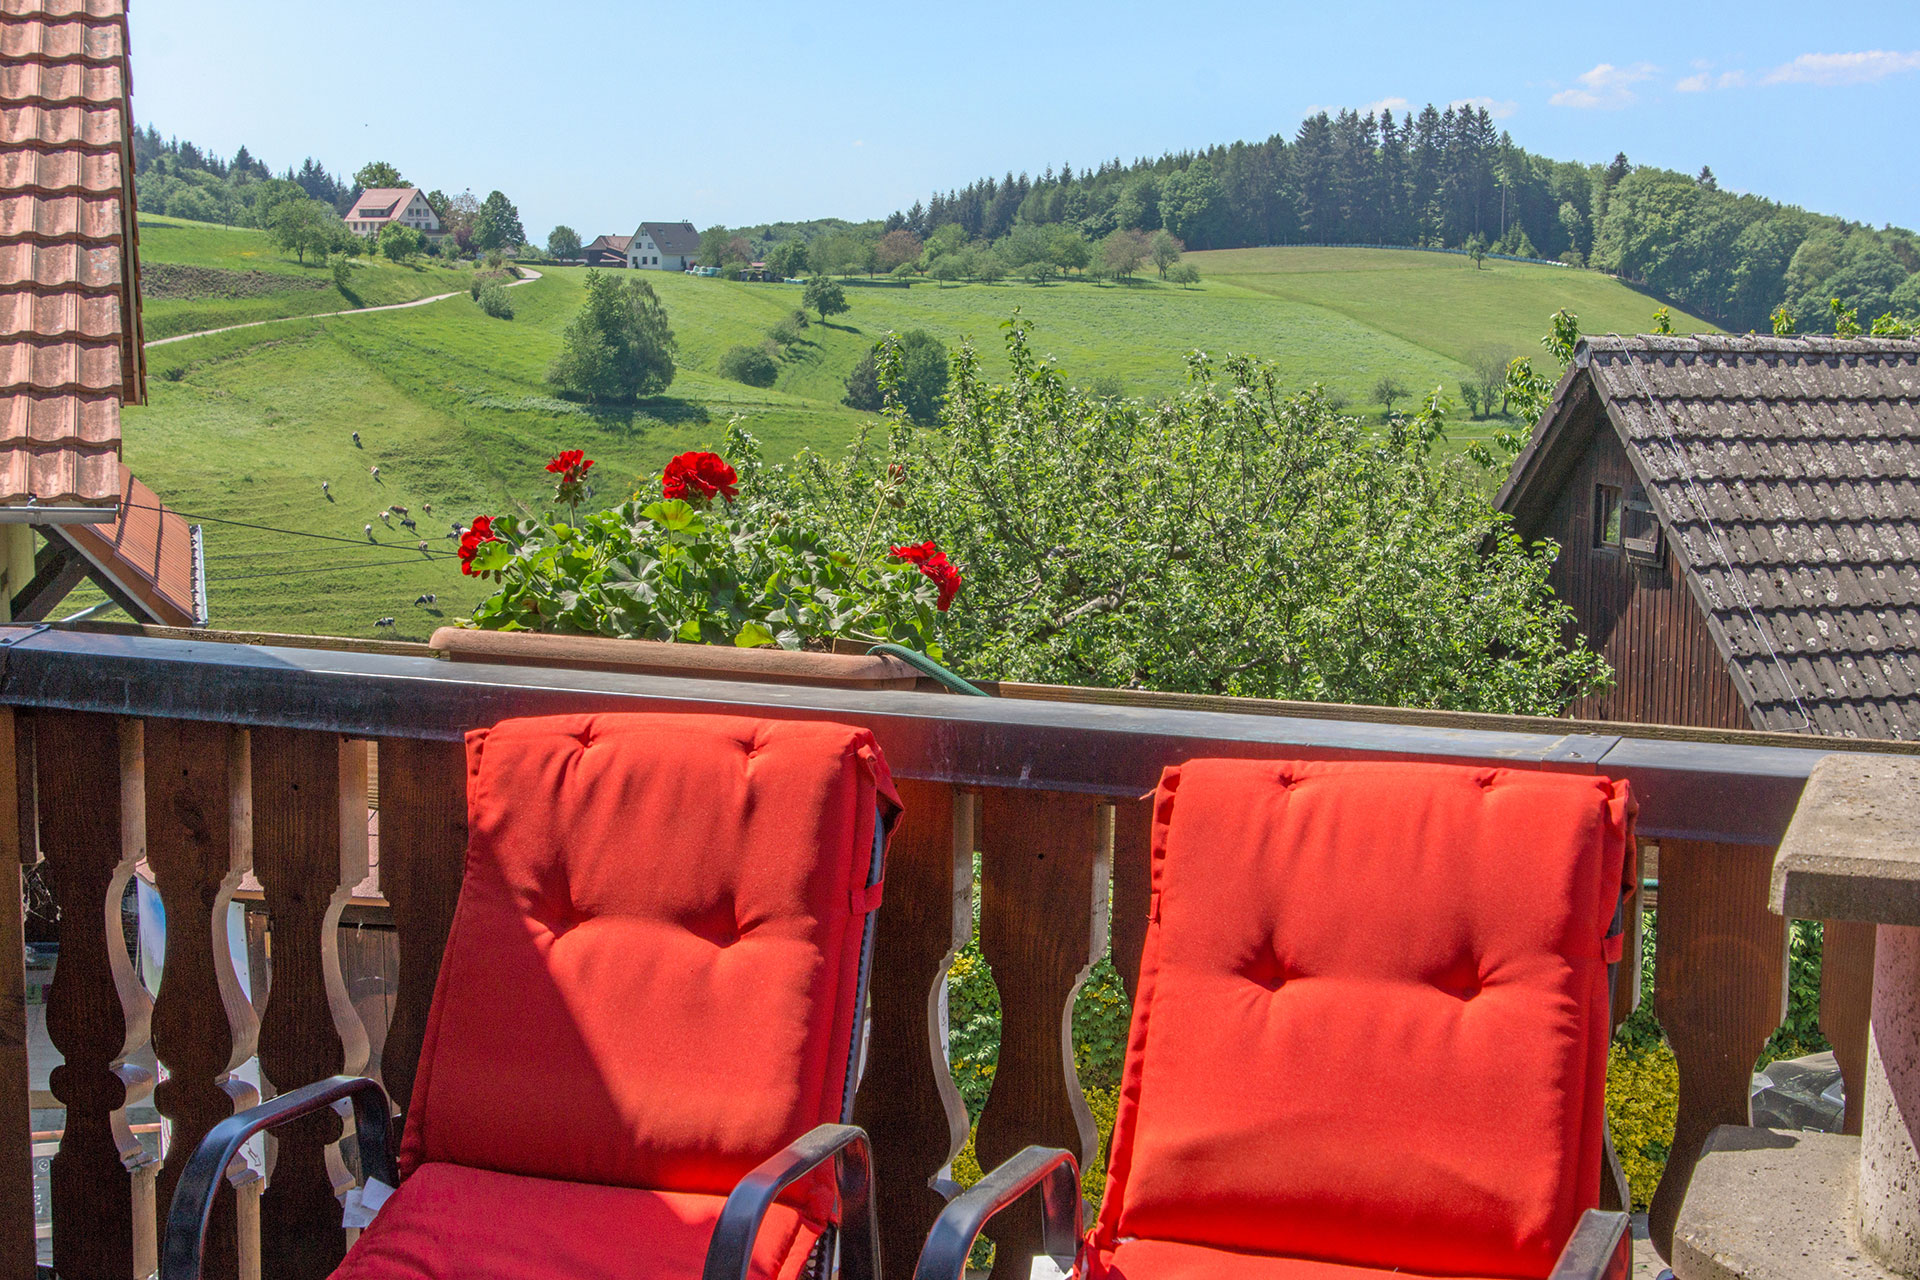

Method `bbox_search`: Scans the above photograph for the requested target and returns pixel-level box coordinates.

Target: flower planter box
[429,627,921,690]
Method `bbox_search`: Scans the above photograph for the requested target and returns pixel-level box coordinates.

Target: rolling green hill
[117,235,1712,640]
[137,215,476,339]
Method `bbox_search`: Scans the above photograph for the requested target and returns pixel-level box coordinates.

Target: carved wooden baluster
[853,780,974,1277]
[1109,797,1152,1003]
[1598,839,1645,1215]
[146,721,260,1280]
[1819,918,1876,1136]
[974,790,1108,1280]
[38,712,159,1280]
[0,709,33,1280]
[1647,839,1786,1258]
[373,737,466,1142]
[250,730,369,1280]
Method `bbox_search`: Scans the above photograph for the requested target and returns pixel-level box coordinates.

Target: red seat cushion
[1093,759,1633,1279]
[399,712,898,1215]
[335,1161,819,1280]
[1086,1237,1518,1280]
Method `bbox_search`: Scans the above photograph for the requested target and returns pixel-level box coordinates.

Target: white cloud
[1360,95,1411,116]
[1762,50,1920,86]
[1450,95,1517,119]
[1549,62,1658,109]
[1675,72,1711,92]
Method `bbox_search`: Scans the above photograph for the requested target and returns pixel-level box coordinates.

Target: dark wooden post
[1108,797,1153,1002]
[853,780,973,1277]
[373,737,467,1142]
[1647,839,1786,1258]
[38,712,159,1279]
[250,730,369,1280]
[974,790,1107,1280]
[145,721,260,1280]
[0,709,33,1280]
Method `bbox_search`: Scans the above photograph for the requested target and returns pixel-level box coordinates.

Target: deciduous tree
[1101,228,1149,279]
[547,269,677,403]
[474,191,526,252]
[875,229,923,273]
[353,160,404,190]
[1149,230,1184,278]
[546,225,582,259]
[803,276,849,324]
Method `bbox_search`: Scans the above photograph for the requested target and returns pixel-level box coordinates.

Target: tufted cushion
[1084,1236,1532,1280]
[335,1162,819,1280]
[397,712,898,1210]
[1093,759,1633,1279]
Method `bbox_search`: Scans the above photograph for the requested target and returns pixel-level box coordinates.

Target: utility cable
[111,499,461,558]
[207,556,453,583]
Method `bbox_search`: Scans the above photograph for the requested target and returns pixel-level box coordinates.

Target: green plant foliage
[803,275,849,324]
[464,430,954,655]
[775,319,1608,712]
[843,330,948,424]
[1606,1041,1677,1212]
[476,280,514,320]
[547,269,677,403]
[717,343,777,387]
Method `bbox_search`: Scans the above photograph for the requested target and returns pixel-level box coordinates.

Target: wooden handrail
[0,628,1885,1278]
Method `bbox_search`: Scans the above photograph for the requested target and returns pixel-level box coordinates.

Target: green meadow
[119,223,1713,639]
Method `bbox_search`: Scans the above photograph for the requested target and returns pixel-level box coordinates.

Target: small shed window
[1593,484,1622,547]
[1622,485,1663,562]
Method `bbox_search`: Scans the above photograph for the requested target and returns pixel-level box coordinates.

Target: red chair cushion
[333,1161,819,1280]
[1085,1236,1519,1280]
[399,713,898,1210]
[1093,759,1633,1279]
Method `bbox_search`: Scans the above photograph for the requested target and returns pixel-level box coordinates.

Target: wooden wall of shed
[1544,407,1751,730]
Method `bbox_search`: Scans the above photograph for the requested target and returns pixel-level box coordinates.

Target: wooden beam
[9,545,91,624]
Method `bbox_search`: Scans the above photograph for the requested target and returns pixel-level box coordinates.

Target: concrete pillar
[1861,923,1920,1272]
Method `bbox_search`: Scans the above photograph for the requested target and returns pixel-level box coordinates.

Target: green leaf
[641,499,703,533]
[468,539,512,574]
[735,621,776,648]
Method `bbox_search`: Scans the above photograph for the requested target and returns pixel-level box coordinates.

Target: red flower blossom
[661,451,739,503]
[458,515,499,576]
[545,449,595,483]
[889,540,963,611]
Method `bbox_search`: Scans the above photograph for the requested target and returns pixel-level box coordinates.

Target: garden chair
[919,758,1635,1280]
[162,712,900,1280]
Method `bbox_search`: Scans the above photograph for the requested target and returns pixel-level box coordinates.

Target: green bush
[769,316,805,348]
[717,342,777,387]
[476,280,514,320]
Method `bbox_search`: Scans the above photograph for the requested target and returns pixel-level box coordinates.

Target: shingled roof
[637,221,698,256]
[1499,334,1920,740]
[0,0,143,508]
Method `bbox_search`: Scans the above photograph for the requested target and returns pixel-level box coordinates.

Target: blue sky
[132,2,1919,242]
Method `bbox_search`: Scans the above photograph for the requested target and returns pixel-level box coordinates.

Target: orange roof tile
[58,462,200,626]
[0,0,140,506]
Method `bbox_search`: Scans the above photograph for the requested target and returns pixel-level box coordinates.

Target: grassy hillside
[117,248,1709,639]
[137,215,476,340]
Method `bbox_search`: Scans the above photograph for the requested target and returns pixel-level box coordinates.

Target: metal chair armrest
[160,1075,397,1280]
[702,1123,879,1280]
[1548,1209,1632,1280]
[913,1146,1082,1280]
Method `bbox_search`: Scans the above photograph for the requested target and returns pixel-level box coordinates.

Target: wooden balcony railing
[0,624,1902,1280]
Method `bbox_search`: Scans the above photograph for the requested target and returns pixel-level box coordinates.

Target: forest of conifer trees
[890,103,1920,333]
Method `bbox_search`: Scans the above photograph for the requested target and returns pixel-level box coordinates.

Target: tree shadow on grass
[571,395,711,436]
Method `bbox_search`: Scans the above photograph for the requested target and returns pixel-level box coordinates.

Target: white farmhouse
[628,221,700,270]
[346,187,442,238]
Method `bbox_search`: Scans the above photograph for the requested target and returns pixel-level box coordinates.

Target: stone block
[1771,754,1920,926]
[1672,1126,1901,1280]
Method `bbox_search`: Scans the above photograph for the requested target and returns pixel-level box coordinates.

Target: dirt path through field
[146,268,543,347]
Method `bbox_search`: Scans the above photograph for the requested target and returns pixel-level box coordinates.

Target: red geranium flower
[889,540,963,611]
[458,515,499,576]
[661,451,739,503]
[545,449,594,482]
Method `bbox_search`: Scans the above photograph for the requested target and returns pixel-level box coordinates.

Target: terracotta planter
[429,627,920,690]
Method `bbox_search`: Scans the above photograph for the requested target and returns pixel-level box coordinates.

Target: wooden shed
[1497,334,1920,739]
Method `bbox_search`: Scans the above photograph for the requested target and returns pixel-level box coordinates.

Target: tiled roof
[584,233,629,254]
[1508,334,1920,740]
[0,0,140,506]
[637,221,698,256]
[55,459,199,625]
[346,185,421,222]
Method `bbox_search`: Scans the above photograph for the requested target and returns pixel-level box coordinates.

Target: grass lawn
[137,215,476,340]
[120,246,1707,638]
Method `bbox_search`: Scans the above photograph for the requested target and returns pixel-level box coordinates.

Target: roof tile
[0,189,117,238]
[0,102,119,146]
[0,287,117,338]
[0,434,118,502]
[0,57,119,104]
[0,238,120,287]
[0,16,122,62]
[0,335,118,389]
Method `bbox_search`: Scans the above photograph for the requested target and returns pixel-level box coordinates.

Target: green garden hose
[867,643,990,697]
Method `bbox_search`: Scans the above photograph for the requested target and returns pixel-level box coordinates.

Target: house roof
[1498,334,1920,740]
[0,0,143,507]
[637,221,698,256]
[346,186,421,221]
[584,233,630,254]
[51,459,201,625]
